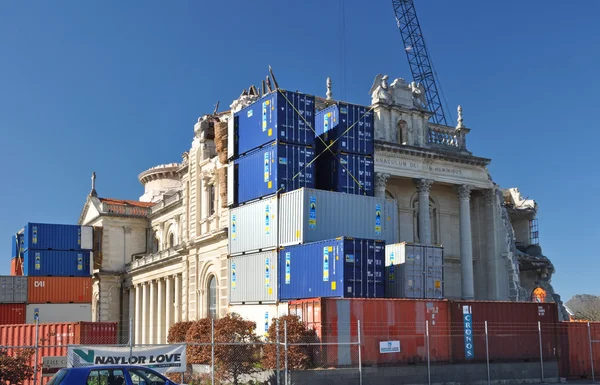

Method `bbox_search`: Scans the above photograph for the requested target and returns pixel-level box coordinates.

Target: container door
[343,251,362,298]
[403,261,424,299]
[425,246,444,299]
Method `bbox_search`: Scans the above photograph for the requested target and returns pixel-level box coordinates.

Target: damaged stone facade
[502,188,569,320]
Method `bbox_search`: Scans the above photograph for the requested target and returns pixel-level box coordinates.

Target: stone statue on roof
[369,74,390,104]
[409,81,427,109]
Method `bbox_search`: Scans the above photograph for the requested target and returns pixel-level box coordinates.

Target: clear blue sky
[1,1,598,301]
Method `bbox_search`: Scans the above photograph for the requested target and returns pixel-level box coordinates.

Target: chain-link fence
[2,319,600,385]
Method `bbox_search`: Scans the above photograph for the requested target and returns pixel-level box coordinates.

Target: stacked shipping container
[227,188,398,302]
[226,90,394,308]
[226,90,318,307]
[315,102,375,196]
[7,223,94,324]
[229,90,316,206]
[0,276,27,325]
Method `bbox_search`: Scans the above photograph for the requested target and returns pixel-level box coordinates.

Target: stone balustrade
[428,124,468,150]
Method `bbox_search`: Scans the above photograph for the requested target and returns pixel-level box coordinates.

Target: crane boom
[392,0,448,125]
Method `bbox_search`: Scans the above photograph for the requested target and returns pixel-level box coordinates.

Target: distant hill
[566,294,600,321]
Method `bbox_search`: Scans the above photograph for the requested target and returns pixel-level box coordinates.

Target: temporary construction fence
[1,319,599,385]
[0,321,118,385]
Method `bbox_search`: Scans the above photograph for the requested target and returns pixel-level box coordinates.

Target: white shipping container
[80,226,94,250]
[384,243,444,299]
[229,196,278,255]
[229,251,278,304]
[26,303,92,324]
[278,188,399,246]
[228,303,289,338]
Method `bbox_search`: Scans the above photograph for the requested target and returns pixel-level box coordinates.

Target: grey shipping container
[384,243,444,299]
[26,303,92,323]
[0,276,27,303]
[229,196,278,255]
[229,251,278,304]
[279,188,398,246]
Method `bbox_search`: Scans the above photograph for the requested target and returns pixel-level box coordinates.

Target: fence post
[588,322,595,383]
[538,321,545,383]
[426,320,431,385]
[284,320,288,385]
[33,319,39,385]
[358,320,362,385]
[485,321,490,385]
[129,317,133,360]
[276,318,280,385]
[211,318,215,385]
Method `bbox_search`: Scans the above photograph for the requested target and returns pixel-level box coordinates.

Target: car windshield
[47,369,68,385]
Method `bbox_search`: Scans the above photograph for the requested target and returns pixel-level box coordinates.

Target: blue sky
[0,1,598,301]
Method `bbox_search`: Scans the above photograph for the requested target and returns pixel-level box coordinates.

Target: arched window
[208,275,217,319]
[168,233,174,249]
[385,190,394,200]
[412,196,438,244]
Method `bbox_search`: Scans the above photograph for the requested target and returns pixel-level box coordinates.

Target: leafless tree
[567,295,600,321]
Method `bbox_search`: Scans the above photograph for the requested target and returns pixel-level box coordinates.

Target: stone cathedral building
[78,73,566,344]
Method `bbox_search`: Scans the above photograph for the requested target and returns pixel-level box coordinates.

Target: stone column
[128,288,135,344]
[141,282,148,344]
[165,275,172,339]
[416,179,434,245]
[157,279,165,344]
[458,184,475,300]
[134,285,141,345]
[374,173,391,198]
[149,280,156,344]
[484,189,499,300]
[174,274,181,323]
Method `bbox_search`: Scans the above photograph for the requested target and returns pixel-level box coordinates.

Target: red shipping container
[288,297,450,366]
[0,304,26,325]
[448,300,560,363]
[11,257,24,276]
[0,321,118,385]
[558,322,600,379]
[27,277,93,303]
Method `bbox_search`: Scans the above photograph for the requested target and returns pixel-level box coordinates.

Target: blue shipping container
[233,142,315,205]
[315,103,374,155]
[278,237,385,300]
[234,91,315,157]
[22,250,91,277]
[316,153,374,196]
[22,223,91,251]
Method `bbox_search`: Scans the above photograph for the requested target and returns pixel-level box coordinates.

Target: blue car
[47,365,180,385]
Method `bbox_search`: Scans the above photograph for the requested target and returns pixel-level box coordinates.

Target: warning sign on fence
[67,344,186,373]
